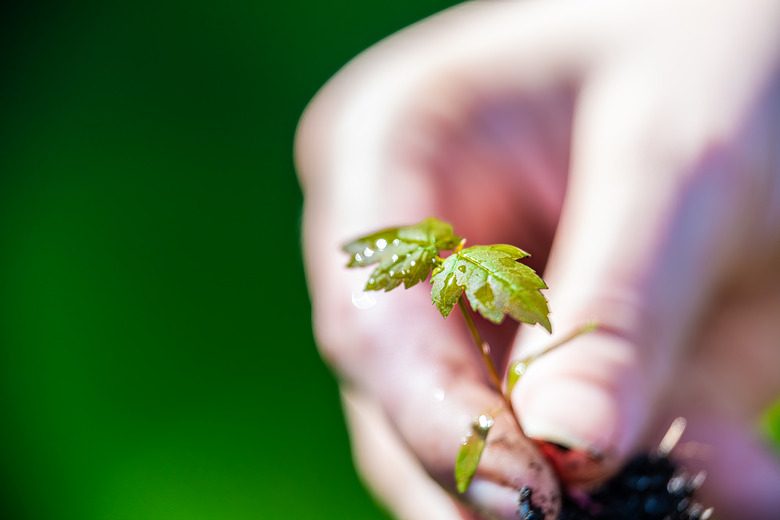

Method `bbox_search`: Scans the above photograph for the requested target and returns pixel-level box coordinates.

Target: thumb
[509,65,765,486]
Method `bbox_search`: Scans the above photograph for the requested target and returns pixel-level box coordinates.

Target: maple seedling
[344,217,595,494]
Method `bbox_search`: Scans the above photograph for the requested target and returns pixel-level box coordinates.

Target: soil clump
[519,453,712,520]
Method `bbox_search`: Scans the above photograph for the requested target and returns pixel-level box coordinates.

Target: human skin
[295,0,780,518]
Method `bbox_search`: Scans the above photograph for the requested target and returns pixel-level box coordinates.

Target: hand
[295,0,780,518]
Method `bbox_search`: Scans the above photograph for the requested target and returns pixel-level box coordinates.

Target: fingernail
[463,479,523,519]
[521,377,618,449]
[519,377,633,485]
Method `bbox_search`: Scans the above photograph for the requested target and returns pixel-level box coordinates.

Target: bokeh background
[0,1,460,519]
[1,2,779,520]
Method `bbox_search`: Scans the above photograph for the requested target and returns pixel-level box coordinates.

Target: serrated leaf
[431,245,551,331]
[343,218,463,291]
[455,413,494,494]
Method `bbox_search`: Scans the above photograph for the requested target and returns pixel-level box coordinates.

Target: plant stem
[458,302,599,441]
[457,298,524,435]
[523,320,598,366]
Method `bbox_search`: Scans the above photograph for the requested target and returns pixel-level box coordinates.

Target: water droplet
[475,414,495,435]
[375,238,388,250]
[513,362,528,377]
[392,239,400,246]
[354,253,363,263]
[391,254,399,262]
[446,273,458,287]
[409,260,416,267]
[458,264,466,273]
[363,247,375,258]
[351,290,377,310]
[477,415,494,429]
[388,270,395,277]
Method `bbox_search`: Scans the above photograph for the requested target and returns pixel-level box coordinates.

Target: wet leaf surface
[431,245,551,330]
[455,414,494,494]
[343,218,462,291]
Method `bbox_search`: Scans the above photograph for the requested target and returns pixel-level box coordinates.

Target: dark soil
[518,453,712,520]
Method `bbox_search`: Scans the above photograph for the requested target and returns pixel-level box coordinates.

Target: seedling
[344,217,713,519]
[343,217,594,494]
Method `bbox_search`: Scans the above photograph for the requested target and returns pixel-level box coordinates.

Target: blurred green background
[2,2,779,520]
[0,1,459,519]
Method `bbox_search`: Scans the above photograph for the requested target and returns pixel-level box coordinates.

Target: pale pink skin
[295,0,780,518]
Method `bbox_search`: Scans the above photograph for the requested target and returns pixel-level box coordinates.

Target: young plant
[343,217,593,494]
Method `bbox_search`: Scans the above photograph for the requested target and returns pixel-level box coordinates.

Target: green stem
[457,298,524,436]
[524,320,598,366]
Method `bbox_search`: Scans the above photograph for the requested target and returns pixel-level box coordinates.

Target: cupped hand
[295,0,780,518]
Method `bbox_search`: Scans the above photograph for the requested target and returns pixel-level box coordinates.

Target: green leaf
[430,245,551,331]
[455,413,494,494]
[343,218,463,291]
[506,358,531,398]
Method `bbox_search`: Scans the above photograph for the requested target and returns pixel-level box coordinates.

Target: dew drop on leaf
[430,244,550,328]
[476,414,495,433]
[506,359,530,396]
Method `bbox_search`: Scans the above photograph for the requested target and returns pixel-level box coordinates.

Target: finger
[510,56,770,486]
[309,256,561,519]
[342,389,480,520]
